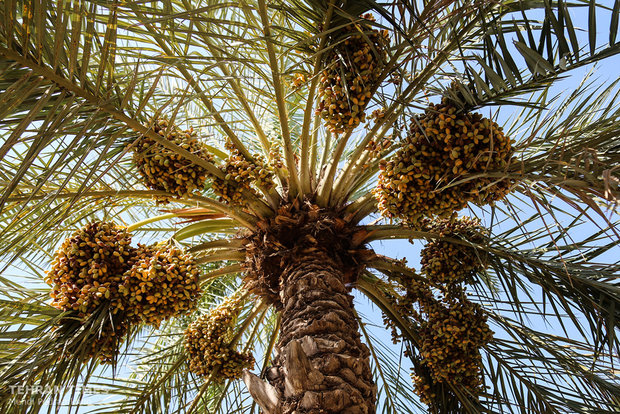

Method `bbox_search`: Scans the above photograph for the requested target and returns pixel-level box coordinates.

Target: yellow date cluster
[317,14,389,134]
[119,244,201,327]
[420,217,488,287]
[375,100,515,225]
[46,222,133,316]
[45,222,202,362]
[412,296,493,407]
[381,217,493,409]
[211,143,275,206]
[184,295,254,381]
[133,119,213,202]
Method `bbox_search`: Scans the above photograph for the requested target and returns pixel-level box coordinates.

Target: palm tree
[0,0,619,413]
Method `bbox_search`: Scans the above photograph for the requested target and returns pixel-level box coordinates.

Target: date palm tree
[1,1,619,413]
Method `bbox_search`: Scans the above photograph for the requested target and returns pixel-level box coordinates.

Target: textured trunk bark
[244,251,376,414]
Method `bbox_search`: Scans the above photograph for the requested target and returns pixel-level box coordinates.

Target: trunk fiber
[244,251,376,414]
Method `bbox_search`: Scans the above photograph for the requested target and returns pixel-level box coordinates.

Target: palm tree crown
[0,1,619,413]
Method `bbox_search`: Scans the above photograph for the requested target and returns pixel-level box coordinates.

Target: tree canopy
[0,1,619,413]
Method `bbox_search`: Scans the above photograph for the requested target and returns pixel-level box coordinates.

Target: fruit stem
[126,213,178,232]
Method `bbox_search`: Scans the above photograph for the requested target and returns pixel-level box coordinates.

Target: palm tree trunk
[244,250,376,414]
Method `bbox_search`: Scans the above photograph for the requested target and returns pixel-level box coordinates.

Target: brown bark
[245,250,376,414]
